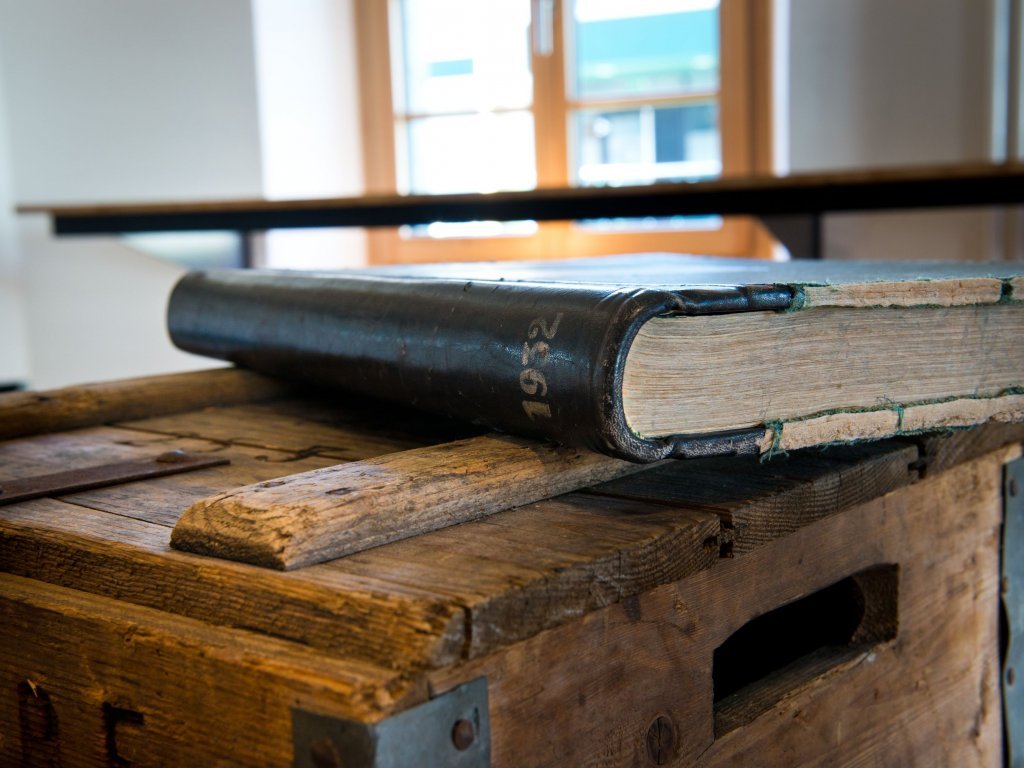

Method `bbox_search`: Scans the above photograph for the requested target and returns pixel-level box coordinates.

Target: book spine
[168,270,790,462]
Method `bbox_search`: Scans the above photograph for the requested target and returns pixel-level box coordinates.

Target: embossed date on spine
[521,312,563,420]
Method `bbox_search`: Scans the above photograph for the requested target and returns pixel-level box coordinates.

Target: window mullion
[355,0,400,196]
[718,0,754,177]
[532,0,569,188]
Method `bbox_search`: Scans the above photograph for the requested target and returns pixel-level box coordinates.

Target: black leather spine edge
[584,284,792,461]
[168,270,793,462]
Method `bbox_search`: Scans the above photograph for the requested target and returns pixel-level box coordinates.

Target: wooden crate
[0,369,1018,766]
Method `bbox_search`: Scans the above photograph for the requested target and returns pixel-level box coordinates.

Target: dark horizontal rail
[18,163,1024,235]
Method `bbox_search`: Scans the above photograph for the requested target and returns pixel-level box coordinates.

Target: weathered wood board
[428,449,1010,766]
[172,434,648,569]
[0,574,423,766]
[0,369,1017,765]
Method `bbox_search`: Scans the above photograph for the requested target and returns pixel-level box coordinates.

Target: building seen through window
[357,0,763,260]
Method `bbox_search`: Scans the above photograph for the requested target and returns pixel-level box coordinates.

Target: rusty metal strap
[0,451,229,506]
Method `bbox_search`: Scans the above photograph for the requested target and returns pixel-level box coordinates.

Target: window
[355,0,771,263]
[570,0,721,187]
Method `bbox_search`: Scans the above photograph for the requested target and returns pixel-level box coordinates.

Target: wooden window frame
[355,0,773,264]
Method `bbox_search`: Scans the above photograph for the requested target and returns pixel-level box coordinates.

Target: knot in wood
[645,714,676,765]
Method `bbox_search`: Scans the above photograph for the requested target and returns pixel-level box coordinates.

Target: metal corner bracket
[292,677,490,768]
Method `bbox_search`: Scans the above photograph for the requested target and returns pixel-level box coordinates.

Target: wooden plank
[692,449,1009,767]
[63,442,341,527]
[334,493,721,657]
[427,450,1006,767]
[322,442,910,659]
[903,420,1024,478]
[0,498,467,670]
[0,426,340,526]
[590,441,917,553]
[0,426,219,481]
[0,481,716,669]
[118,399,477,461]
[0,573,427,766]
[0,368,292,440]
[171,434,648,570]
[215,391,484,447]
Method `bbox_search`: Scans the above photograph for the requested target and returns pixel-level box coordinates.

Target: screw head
[452,718,475,751]
[156,450,188,464]
[645,714,676,765]
[309,737,341,768]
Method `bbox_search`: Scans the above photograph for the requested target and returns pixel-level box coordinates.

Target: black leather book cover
[167,254,1020,462]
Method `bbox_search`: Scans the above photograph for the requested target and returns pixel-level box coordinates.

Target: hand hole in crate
[713,563,899,737]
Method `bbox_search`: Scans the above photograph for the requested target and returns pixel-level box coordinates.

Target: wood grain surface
[0,368,292,441]
[0,573,426,766]
[333,492,722,657]
[428,449,1009,767]
[2,375,1021,765]
[171,434,648,569]
[591,441,917,553]
[907,420,1024,478]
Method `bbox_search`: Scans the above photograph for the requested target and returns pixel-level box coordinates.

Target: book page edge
[798,278,1006,309]
[758,393,1024,453]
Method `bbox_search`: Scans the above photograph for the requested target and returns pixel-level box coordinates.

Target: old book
[167,254,1024,462]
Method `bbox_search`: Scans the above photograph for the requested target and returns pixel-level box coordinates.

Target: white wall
[251,0,368,270]
[0,38,29,388]
[1,1,264,203]
[0,0,265,388]
[786,0,1012,261]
